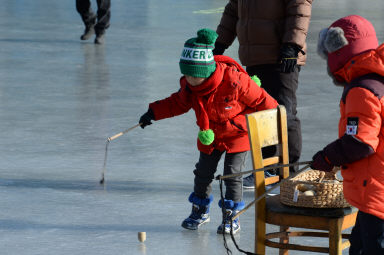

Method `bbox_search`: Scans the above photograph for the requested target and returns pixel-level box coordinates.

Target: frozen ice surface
[1,0,384,254]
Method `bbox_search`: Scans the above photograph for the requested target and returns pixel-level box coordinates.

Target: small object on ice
[138,232,146,242]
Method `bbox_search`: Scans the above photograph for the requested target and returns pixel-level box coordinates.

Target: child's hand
[139,109,154,129]
[311,151,334,172]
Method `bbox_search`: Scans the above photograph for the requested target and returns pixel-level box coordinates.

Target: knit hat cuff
[328,35,378,73]
[179,62,216,78]
[321,15,379,74]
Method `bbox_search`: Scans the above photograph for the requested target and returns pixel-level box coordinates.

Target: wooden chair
[246,105,358,255]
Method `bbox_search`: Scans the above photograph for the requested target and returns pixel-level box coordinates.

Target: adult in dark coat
[213,0,313,188]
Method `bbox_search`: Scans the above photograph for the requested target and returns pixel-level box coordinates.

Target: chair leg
[329,218,343,255]
[279,226,289,255]
[255,187,267,254]
[255,217,266,254]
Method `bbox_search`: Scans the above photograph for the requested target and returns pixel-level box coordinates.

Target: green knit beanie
[179,28,218,78]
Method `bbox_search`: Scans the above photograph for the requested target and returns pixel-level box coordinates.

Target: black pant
[349,210,384,255]
[76,0,111,34]
[193,150,247,202]
[247,64,302,172]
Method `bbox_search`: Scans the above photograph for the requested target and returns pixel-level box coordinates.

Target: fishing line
[219,178,233,255]
[219,177,258,255]
[99,140,110,185]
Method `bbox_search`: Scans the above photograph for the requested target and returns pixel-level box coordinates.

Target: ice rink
[1,0,384,254]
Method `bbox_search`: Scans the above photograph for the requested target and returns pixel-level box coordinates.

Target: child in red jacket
[139,28,278,234]
[312,15,384,254]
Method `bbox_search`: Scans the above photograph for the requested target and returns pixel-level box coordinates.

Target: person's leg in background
[243,64,302,188]
[76,0,97,40]
[248,64,302,172]
[94,0,111,44]
[271,65,301,172]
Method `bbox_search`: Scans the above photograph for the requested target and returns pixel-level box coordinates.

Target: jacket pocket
[215,95,238,120]
[230,115,248,133]
[230,119,244,131]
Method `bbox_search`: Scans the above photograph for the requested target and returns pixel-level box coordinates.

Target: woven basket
[280,168,351,208]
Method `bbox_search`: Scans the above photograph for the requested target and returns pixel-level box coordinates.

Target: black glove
[139,108,154,129]
[311,151,334,172]
[212,41,227,55]
[278,43,304,73]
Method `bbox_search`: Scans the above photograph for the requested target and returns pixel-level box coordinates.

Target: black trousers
[76,0,111,34]
[193,150,247,202]
[247,64,302,172]
[349,210,384,255]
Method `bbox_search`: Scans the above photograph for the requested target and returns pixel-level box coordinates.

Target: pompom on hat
[317,15,379,74]
[179,28,218,78]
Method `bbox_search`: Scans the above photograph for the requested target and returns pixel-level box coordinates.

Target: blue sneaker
[181,204,210,230]
[243,170,277,189]
[217,209,240,234]
[243,174,255,189]
[217,200,245,234]
[181,193,213,230]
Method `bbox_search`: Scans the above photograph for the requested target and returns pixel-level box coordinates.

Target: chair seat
[266,194,358,218]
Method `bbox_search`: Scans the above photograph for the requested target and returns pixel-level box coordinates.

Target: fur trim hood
[317,15,379,74]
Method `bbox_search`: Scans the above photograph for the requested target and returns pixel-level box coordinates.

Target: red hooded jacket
[324,45,384,220]
[148,55,278,154]
[319,15,384,220]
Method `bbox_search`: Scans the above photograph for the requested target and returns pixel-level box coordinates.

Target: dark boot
[94,30,105,44]
[80,15,96,40]
[217,199,245,234]
[181,192,213,230]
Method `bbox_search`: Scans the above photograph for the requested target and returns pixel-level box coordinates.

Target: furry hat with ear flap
[317,15,379,74]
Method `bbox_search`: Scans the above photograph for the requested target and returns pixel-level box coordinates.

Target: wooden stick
[108,123,142,141]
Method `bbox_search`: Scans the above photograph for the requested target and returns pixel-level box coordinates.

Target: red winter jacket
[149,55,278,154]
[324,44,384,220]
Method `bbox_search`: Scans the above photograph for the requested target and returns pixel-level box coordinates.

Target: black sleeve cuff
[212,41,227,55]
[324,134,374,165]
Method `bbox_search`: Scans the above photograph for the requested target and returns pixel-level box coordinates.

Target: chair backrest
[246,105,289,196]
[246,105,290,250]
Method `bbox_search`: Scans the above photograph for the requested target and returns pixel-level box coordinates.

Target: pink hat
[317,15,378,74]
